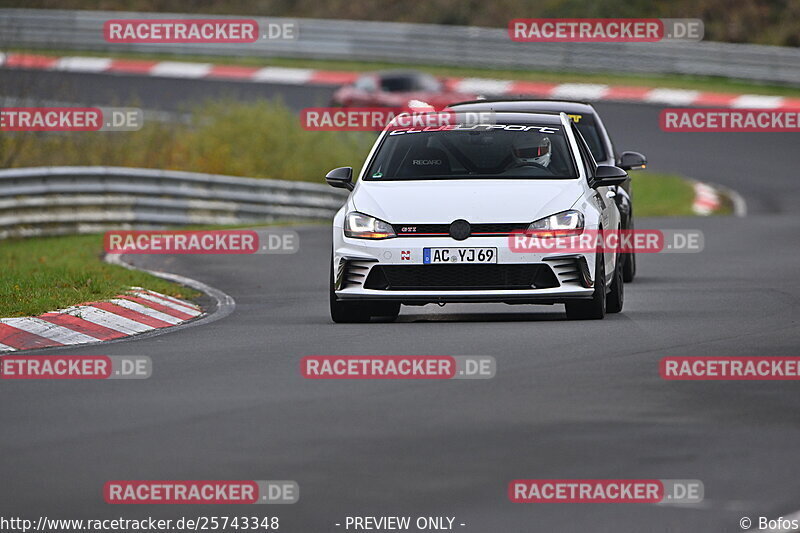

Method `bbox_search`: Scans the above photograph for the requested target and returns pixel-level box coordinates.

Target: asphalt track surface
[2,68,800,532]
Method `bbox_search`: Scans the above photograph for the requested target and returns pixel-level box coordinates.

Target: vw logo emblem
[449,219,471,241]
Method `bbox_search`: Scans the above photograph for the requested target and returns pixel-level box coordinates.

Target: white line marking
[252,67,314,84]
[645,88,700,105]
[150,61,212,78]
[731,94,784,109]
[550,83,609,101]
[0,317,100,345]
[454,78,514,95]
[55,56,113,72]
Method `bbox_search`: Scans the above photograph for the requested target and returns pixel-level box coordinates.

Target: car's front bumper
[333,235,597,304]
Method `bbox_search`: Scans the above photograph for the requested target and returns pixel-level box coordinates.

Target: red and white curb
[0,288,201,352]
[692,182,722,215]
[3,52,800,110]
[690,180,747,216]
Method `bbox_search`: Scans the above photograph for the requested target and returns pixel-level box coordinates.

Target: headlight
[526,210,584,238]
[344,212,396,239]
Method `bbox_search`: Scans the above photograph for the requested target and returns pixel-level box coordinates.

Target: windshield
[365,123,577,181]
[568,113,607,162]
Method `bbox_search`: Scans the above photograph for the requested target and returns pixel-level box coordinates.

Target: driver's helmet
[512,133,551,167]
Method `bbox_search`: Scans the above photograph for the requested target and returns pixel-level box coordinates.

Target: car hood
[351,179,584,224]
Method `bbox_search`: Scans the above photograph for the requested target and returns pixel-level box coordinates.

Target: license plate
[423,247,497,264]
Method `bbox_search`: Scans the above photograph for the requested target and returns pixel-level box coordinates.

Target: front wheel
[565,251,606,320]
[370,301,400,321]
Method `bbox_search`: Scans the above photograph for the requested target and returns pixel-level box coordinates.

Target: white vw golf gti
[326,112,626,322]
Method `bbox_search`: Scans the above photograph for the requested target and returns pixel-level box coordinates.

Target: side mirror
[325,167,354,191]
[592,165,628,188]
[618,151,647,171]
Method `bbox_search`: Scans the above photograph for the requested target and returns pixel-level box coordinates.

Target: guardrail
[1,9,800,86]
[0,166,347,239]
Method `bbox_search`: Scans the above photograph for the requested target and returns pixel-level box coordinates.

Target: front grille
[393,223,528,237]
[364,264,559,291]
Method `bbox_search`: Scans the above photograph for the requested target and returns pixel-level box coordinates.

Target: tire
[370,301,400,321]
[565,251,606,320]
[329,260,372,323]
[622,217,637,282]
[622,252,636,283]
[606,253,624,314]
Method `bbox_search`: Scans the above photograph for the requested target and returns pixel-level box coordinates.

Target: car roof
[450,110,565,125]
[449,99,598,115]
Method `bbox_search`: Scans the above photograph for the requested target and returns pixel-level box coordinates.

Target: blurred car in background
[331,70,476,109]
[448,99,647,281]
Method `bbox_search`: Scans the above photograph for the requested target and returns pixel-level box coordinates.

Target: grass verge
[1,100,373,180]
[631,171,703,217]
[9,48,800,98]
[0,234,201,317]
